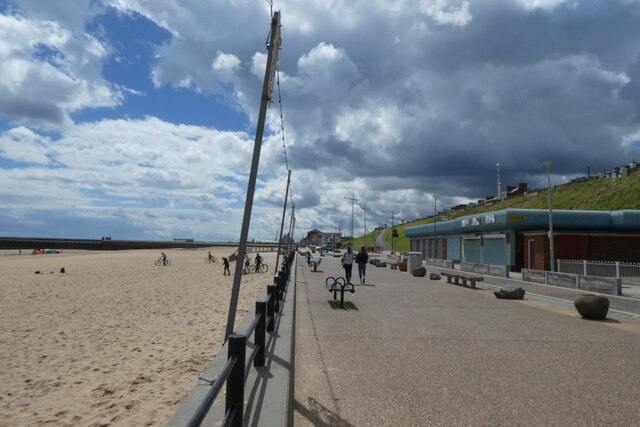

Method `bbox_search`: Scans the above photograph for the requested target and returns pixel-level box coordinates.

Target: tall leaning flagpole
[274,169,291,272]
[225,12,282,340]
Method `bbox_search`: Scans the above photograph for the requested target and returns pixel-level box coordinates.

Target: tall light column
[543,160,555,272]
[433,196,437,259]
[496,162,501,200]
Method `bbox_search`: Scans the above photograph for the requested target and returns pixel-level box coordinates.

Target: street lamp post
[496,163,501,200]
[433,196,437,259]
[543,161,555,272]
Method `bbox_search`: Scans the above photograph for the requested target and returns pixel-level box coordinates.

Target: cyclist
[207,251,213,262]
[255,253,263,272]
[161,252,167,266]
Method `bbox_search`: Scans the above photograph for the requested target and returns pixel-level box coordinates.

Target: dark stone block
[574,294,609,320]
[376,262,387,267]
[413,267,426,277]
[429,273,441,280]
[494,286,525,300]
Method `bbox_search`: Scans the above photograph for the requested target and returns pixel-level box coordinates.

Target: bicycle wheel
[205,258,212,263]
[212,256,218,263]
[155,260,161,266]
[249,265,257,274]
[165,260,171,266]
[259,264,268,274]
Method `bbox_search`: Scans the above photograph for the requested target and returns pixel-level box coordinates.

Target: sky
[1,0,640,243]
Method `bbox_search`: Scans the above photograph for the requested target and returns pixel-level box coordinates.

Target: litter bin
[407,252,423,274]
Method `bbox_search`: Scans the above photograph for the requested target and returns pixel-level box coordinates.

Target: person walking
[342,246,354,283]
[244,253,250,274]
[222,257,231,275]
[355,245,369,284]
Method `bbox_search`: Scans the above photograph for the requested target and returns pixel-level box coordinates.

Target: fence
[185,250,295,427]
[522,268,622,296]
[558,259,640,285]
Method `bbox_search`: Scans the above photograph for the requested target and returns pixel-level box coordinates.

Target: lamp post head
[543,160,552,169]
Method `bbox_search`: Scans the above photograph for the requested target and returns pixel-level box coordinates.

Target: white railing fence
[558,259,640,285]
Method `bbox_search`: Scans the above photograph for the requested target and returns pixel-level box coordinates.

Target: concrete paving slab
[293,256,640,426]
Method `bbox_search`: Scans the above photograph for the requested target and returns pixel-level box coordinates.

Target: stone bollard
[574,294,609,320]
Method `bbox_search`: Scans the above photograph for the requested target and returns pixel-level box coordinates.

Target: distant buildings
[299,229,342,247]
[405,208,640,271]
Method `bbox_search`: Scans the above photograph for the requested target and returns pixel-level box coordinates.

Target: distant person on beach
[208,251,213,262]
[161,252,167,266]
[342,246,354,283]
[255,253,263,270]
[244,254,250,274]
[223,257,231,275]
[355,245,369,284]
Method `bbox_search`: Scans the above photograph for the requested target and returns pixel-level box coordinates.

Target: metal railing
[187,251,294,427]
[558,259,640,285]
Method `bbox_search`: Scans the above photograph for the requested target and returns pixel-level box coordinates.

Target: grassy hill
[380,173,640,253]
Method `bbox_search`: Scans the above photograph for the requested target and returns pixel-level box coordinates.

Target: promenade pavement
[292,255,640,426]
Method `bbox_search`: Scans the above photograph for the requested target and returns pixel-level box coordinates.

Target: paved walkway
[293,255,640,426]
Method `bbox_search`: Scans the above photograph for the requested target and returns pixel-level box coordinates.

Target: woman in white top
[341,246,354,283]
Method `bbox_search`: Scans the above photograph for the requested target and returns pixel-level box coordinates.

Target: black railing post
[226,333,246,427]
[273,276,281,312]
[279,270,286,298]
[266,284,275,332]
[255,301,266,367]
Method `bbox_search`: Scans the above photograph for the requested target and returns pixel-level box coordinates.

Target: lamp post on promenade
[496,162,501,200]
[433,196,437,259]
[543,160,555,272]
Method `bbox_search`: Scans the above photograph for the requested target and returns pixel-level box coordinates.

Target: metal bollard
[266,284,275,332]
[226,333,246,427]
[255,301,266,367]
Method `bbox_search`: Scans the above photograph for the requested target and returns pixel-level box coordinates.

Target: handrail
[245,311,261,338]
[187,356,237,427]
[185,250,295,427]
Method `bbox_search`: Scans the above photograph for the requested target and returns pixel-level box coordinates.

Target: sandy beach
[0,248,278,426]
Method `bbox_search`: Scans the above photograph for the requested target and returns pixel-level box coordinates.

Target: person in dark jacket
[355,246,369,284]
[222,257,231,275]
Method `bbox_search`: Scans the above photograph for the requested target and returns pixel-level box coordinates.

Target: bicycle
[205,256,218,263]
[155,258,171,266]
[249,263,269,274]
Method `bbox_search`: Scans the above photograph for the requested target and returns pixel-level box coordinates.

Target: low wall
[522,269,622,296]
[460,262,509,278]
[425,258,454,269]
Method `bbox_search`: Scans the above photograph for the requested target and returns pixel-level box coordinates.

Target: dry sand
[0,248,278,426]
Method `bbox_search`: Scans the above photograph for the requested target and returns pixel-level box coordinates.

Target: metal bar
[187,357,237,427]
[226,334,246,427]
[266,284,275,332]
[222,408,235,427]
[245,346,259,381]
[244,312,261,339]
[255,300,266,367]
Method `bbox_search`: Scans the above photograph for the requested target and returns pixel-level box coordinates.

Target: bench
[325,277,355,308]
[441,270,484,289]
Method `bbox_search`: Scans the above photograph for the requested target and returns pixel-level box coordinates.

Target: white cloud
[212,51,242,81]
[419,0,472,27]
[0,13,121,129]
